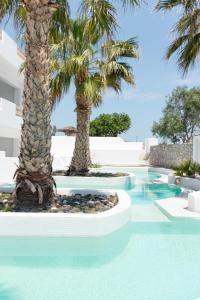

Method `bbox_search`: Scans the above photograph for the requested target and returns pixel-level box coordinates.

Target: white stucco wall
[51,136,146,167]
[0,157,18,183]
[193,136,200,164]
[0,31,24,156]
[0,98,22,140]
[0,189,132,237]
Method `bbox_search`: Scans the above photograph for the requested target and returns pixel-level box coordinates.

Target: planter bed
[54,171,135,189]
[0,189,131,237]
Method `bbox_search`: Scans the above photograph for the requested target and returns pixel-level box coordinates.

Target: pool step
[131,204,170,222]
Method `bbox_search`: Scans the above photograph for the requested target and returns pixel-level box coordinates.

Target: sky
[1,0,200,141]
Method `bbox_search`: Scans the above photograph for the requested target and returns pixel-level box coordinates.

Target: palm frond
[0,0,19,22]
[157,0,200,73]
[80,0,117,36]
[102,38,139,60]
[100,60,135,85]
[156,0,198,11]
[50,68,72,108]
[119,0,142,8]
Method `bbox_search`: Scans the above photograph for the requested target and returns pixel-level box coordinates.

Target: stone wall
[149,143,192,169]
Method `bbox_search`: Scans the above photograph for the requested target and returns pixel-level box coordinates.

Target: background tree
[156,0,200,73]
[90,113,131,137]
[152,86,200,143]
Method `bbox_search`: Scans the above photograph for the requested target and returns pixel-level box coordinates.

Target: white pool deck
[155,197,200,219]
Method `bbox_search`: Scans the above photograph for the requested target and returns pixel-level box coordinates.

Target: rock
[101,199,108,205]
[74,194,82,200]
[50,206,59,213]
[61,195,68,201]
[62,205,71,212]
[88,200,95,208]
[95,204,102,211]
[89,208,96,213]
[100,205,110,212]
[98,195,107,200]
[70,207,81,213]
[95,200,101,205]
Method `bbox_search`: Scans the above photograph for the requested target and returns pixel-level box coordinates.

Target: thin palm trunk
[68,105,92,175]
[15,1,55,209]
[68,75,92,176]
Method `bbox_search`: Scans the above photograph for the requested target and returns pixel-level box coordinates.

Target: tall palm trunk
[15,0,55,209]
[68,76,92,175]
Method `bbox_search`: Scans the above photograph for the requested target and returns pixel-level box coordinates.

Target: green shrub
[175,160,200,177]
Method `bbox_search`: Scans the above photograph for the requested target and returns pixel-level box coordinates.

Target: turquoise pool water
[56,168,182,204]
[0,221,200,300]
[0,168,197,300]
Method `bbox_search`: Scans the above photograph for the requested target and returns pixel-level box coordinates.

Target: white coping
[155,197,200,219]
[0,189,132,237]
[54,171,135,189]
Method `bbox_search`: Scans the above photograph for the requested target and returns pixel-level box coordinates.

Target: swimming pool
[55,167,182,204]
[0,220,200,300]
[1,168,197,300]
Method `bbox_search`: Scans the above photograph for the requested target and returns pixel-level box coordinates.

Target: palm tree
[50,18,138,175]
[156,0,200,73]
[0,0,69,209]
[0,0,140,206]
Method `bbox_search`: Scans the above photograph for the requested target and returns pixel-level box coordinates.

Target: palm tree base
[14,180,54,211]
[66,166,90,176]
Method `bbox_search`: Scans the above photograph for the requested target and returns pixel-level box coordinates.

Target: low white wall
[179,177,200,191]
[52,136,145,167]
[144,138,158,154]
[91,149,145,166]
[55,172,135,189]
[193,136,200,164]
[0,189,132,237]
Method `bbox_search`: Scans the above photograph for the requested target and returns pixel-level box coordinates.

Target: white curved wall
[55,172,135,189]
[0,189,132,237]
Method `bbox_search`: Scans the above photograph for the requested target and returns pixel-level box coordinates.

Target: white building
[0,30,24,157]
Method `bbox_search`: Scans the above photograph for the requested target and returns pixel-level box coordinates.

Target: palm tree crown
[50,18,138,107]
[156,0,200,73]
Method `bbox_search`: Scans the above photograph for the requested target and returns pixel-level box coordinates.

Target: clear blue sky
[1,0,199,141]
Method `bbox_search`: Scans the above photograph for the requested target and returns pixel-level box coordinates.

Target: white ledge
[155,197,200,219]
[54,172,135,189]
[0,189,132,237]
